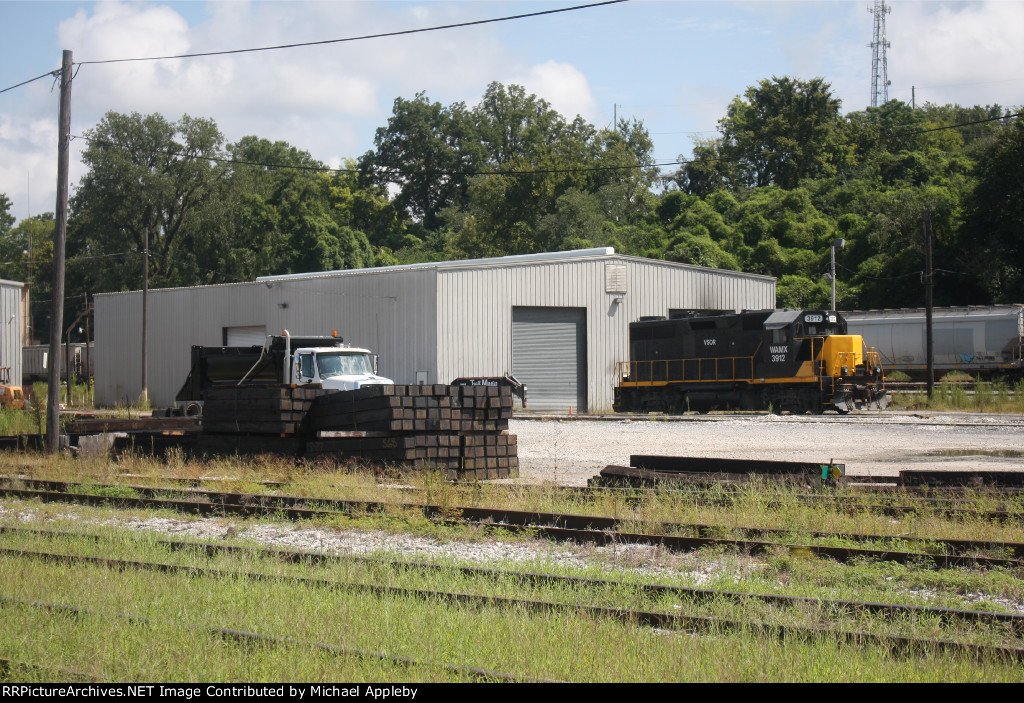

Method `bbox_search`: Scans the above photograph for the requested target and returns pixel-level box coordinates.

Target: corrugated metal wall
[94,252,773,411]
[0,281,23,387]
[435,256,774,412]
[95,270,437,407]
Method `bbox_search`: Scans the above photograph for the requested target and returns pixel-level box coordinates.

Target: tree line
[1,77,1021,344]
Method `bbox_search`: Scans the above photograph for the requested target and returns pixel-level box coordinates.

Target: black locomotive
[613,309,887,414]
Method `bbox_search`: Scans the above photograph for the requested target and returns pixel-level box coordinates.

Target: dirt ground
[510,411,1024,486]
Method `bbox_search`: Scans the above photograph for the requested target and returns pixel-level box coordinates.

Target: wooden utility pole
[141,226,149,407]
[46,50,72,452]
[924,213,934,398]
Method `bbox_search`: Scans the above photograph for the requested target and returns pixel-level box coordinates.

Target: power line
[71,109,1021,181]
[71,133,671,177]
[0,69,60,95]
[75,1,628,66]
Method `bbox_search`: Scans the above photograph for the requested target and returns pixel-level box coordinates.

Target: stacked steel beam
[199,385,323,434]
[305,384,518,479]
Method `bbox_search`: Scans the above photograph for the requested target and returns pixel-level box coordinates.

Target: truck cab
[291,344,393,390]
[175,331,393,407]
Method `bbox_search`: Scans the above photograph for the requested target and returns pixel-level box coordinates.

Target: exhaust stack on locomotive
[613,309,887,414]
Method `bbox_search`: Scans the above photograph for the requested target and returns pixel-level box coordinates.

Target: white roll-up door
[512,307,587,412]
[223,325,267,347]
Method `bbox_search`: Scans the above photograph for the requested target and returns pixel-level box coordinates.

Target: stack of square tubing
[306,384,518,479]
[198,383,518,479]
[195,384,323,457]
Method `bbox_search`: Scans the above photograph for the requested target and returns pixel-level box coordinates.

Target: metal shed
[94,248,775,411]
[0,279,24,388]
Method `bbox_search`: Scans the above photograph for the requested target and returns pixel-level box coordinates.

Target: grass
[0,408,42,436]
[1,525,1023,682]
[2,450,1024,681]
[888,376,1024,414]
[4,451,1024,548]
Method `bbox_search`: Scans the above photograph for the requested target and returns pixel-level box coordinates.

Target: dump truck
[175,330,393,412]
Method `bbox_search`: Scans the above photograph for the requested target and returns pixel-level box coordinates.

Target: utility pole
[83,293,91,401]
[46,50,72,453]
[830,238,846,311]
[141,227,149,407]
[924,213,934,398]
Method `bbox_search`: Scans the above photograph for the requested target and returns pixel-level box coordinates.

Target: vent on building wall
[605,264,627,294]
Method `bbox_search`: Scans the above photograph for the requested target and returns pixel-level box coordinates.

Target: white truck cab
[283,331,393,391]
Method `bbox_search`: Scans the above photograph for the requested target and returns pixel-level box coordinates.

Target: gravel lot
[511,411,1024,486]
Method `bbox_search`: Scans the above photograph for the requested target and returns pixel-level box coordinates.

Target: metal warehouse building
[94,248,775,411]
[0,279,25,387]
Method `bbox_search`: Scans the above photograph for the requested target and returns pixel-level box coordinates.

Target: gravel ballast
[511,412,1024,486]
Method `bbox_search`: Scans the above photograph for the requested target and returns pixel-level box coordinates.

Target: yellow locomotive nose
[820,335,864,378]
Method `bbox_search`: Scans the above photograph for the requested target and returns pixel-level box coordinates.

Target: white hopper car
[842,305,1023,379]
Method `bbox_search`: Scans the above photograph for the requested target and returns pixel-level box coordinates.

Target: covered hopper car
[614,309,887,414]
[842,305,1023,379]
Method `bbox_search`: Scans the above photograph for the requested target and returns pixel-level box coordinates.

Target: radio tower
[868,0,891,107]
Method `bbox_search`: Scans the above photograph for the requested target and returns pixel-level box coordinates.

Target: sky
[1,0,1022,226]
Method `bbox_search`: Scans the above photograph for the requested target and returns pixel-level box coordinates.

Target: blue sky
[2,0,1022,225]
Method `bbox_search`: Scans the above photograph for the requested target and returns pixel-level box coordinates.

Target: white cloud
[887,1,1024,107]
[48,1,524,155]
[507,61,600,123]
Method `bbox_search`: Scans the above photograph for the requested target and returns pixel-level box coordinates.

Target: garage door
[512,307,587,412]
[223,325,267,347]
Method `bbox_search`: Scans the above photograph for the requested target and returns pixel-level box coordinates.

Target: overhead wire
[70,110,1022,182]
[69,133,676,177]
[0,69,60,95]
[2,2,625,96]
[74,1,628,65]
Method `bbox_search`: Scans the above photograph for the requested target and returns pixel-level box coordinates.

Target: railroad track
[6,525,1023,633]
[2,540,1021,663]
[2,478,1023,569]
[101,471,1024,522]
[0,595,544,682]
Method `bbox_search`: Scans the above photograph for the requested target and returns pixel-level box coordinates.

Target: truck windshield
[316,352,374,378]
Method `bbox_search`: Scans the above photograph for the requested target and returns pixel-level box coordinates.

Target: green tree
[359,93,482,231]
[961,116,1024,302]
[68,111,226,292]
[725,76,847,189]
[0,194,13,240]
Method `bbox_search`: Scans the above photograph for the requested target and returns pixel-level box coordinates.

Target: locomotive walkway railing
[617,355,757,385]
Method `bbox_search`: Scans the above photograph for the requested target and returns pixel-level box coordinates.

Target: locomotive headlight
[841,366,849,377]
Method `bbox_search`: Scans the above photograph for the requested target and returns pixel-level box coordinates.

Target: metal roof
[255,247,618,283]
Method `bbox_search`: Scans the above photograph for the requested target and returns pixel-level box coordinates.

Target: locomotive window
[771,329,788,344]
[806,325,837,336]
